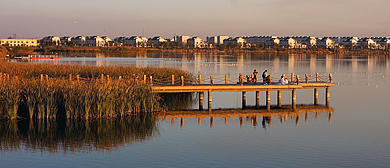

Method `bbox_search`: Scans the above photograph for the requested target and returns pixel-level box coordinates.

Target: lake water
[2,52,390,167]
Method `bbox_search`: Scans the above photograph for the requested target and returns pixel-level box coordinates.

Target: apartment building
[0,39,38,47]
[187,37,205,48]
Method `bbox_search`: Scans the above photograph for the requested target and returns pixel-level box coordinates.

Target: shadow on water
[159,93,196,110]
[0,113,158,153]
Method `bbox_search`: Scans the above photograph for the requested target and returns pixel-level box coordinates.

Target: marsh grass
[0,61,195,120]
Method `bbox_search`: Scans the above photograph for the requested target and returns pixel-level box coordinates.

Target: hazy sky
[1,0,389,39]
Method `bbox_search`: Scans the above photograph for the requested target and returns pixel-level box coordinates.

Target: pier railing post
[77,75,80,82]
[269,75,272,85]
[69,74,72,82]
[199,74,202,84]
[316,73,319,82]
[305,74,308,83]
[225,74,228,84]
[143,75,146,83]
[291,73,295,83]
[239,73,243,86]
[181,76,184,86]
[329,74,333,83]
[210,76,213,86]
[172,75,175,85]
[277,90,282,107]
[296,75,300,84]
[150,76,153,86]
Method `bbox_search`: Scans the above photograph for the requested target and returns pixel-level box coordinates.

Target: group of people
[251,69,288,85]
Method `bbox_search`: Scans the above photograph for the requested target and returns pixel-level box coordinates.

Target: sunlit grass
[0,61,195,119]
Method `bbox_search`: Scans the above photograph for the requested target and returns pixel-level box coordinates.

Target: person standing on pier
[253,69,258,83]
[262,70,269,84]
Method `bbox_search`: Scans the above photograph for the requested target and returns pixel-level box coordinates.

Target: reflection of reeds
[0,115,158,153]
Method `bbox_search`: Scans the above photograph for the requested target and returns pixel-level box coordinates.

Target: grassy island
[0,61,195,120]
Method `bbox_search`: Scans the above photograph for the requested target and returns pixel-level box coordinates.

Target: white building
[293,36,317,48]
[85,36,105,47]
[60,36,72,42]
[223,37,248,48]
[243,36,280,47]
[149,36,168,47]
[187,37,205,48]
[125,36,148,47]
[339,37,359,48]
[174,35,190,44]
[279,37,297,48]
[206,35,229,45]
[371,37,390,49]
[0,39,38,47]
[317,37,336,48]
[42,36,60,45]
[72,36,86,46]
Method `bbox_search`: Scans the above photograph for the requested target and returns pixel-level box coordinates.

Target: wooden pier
[152,73,335,111]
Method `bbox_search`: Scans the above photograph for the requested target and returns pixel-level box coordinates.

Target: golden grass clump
[0,61,195,120]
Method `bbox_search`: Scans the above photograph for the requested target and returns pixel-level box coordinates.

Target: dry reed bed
[0,61,195,120]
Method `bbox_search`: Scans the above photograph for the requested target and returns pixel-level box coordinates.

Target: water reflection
[0,114,158,153]
[0,105,332,153]
[158,105,334,129]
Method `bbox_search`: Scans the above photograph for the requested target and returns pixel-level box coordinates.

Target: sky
[1,0,390,39]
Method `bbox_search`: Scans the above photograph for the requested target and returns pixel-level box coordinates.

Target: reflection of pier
[158,105,334,128]
[152,73,335,111]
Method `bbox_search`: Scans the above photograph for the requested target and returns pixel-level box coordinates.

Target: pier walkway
[152,73,335,111]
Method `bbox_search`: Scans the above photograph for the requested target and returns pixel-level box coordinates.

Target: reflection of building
[0,38,38,47]
[310,55,316,73]
[325,55,333,71]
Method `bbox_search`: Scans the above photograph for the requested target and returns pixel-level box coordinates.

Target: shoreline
[35,46,390,55]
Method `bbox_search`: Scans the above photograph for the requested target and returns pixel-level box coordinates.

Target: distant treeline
[2,46,390,57]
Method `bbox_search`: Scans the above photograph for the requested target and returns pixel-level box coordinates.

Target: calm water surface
[2,53,390,167]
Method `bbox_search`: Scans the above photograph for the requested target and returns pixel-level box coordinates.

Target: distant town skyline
[2,0,390,39]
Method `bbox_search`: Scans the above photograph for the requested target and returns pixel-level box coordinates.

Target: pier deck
[151,73,335,111]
